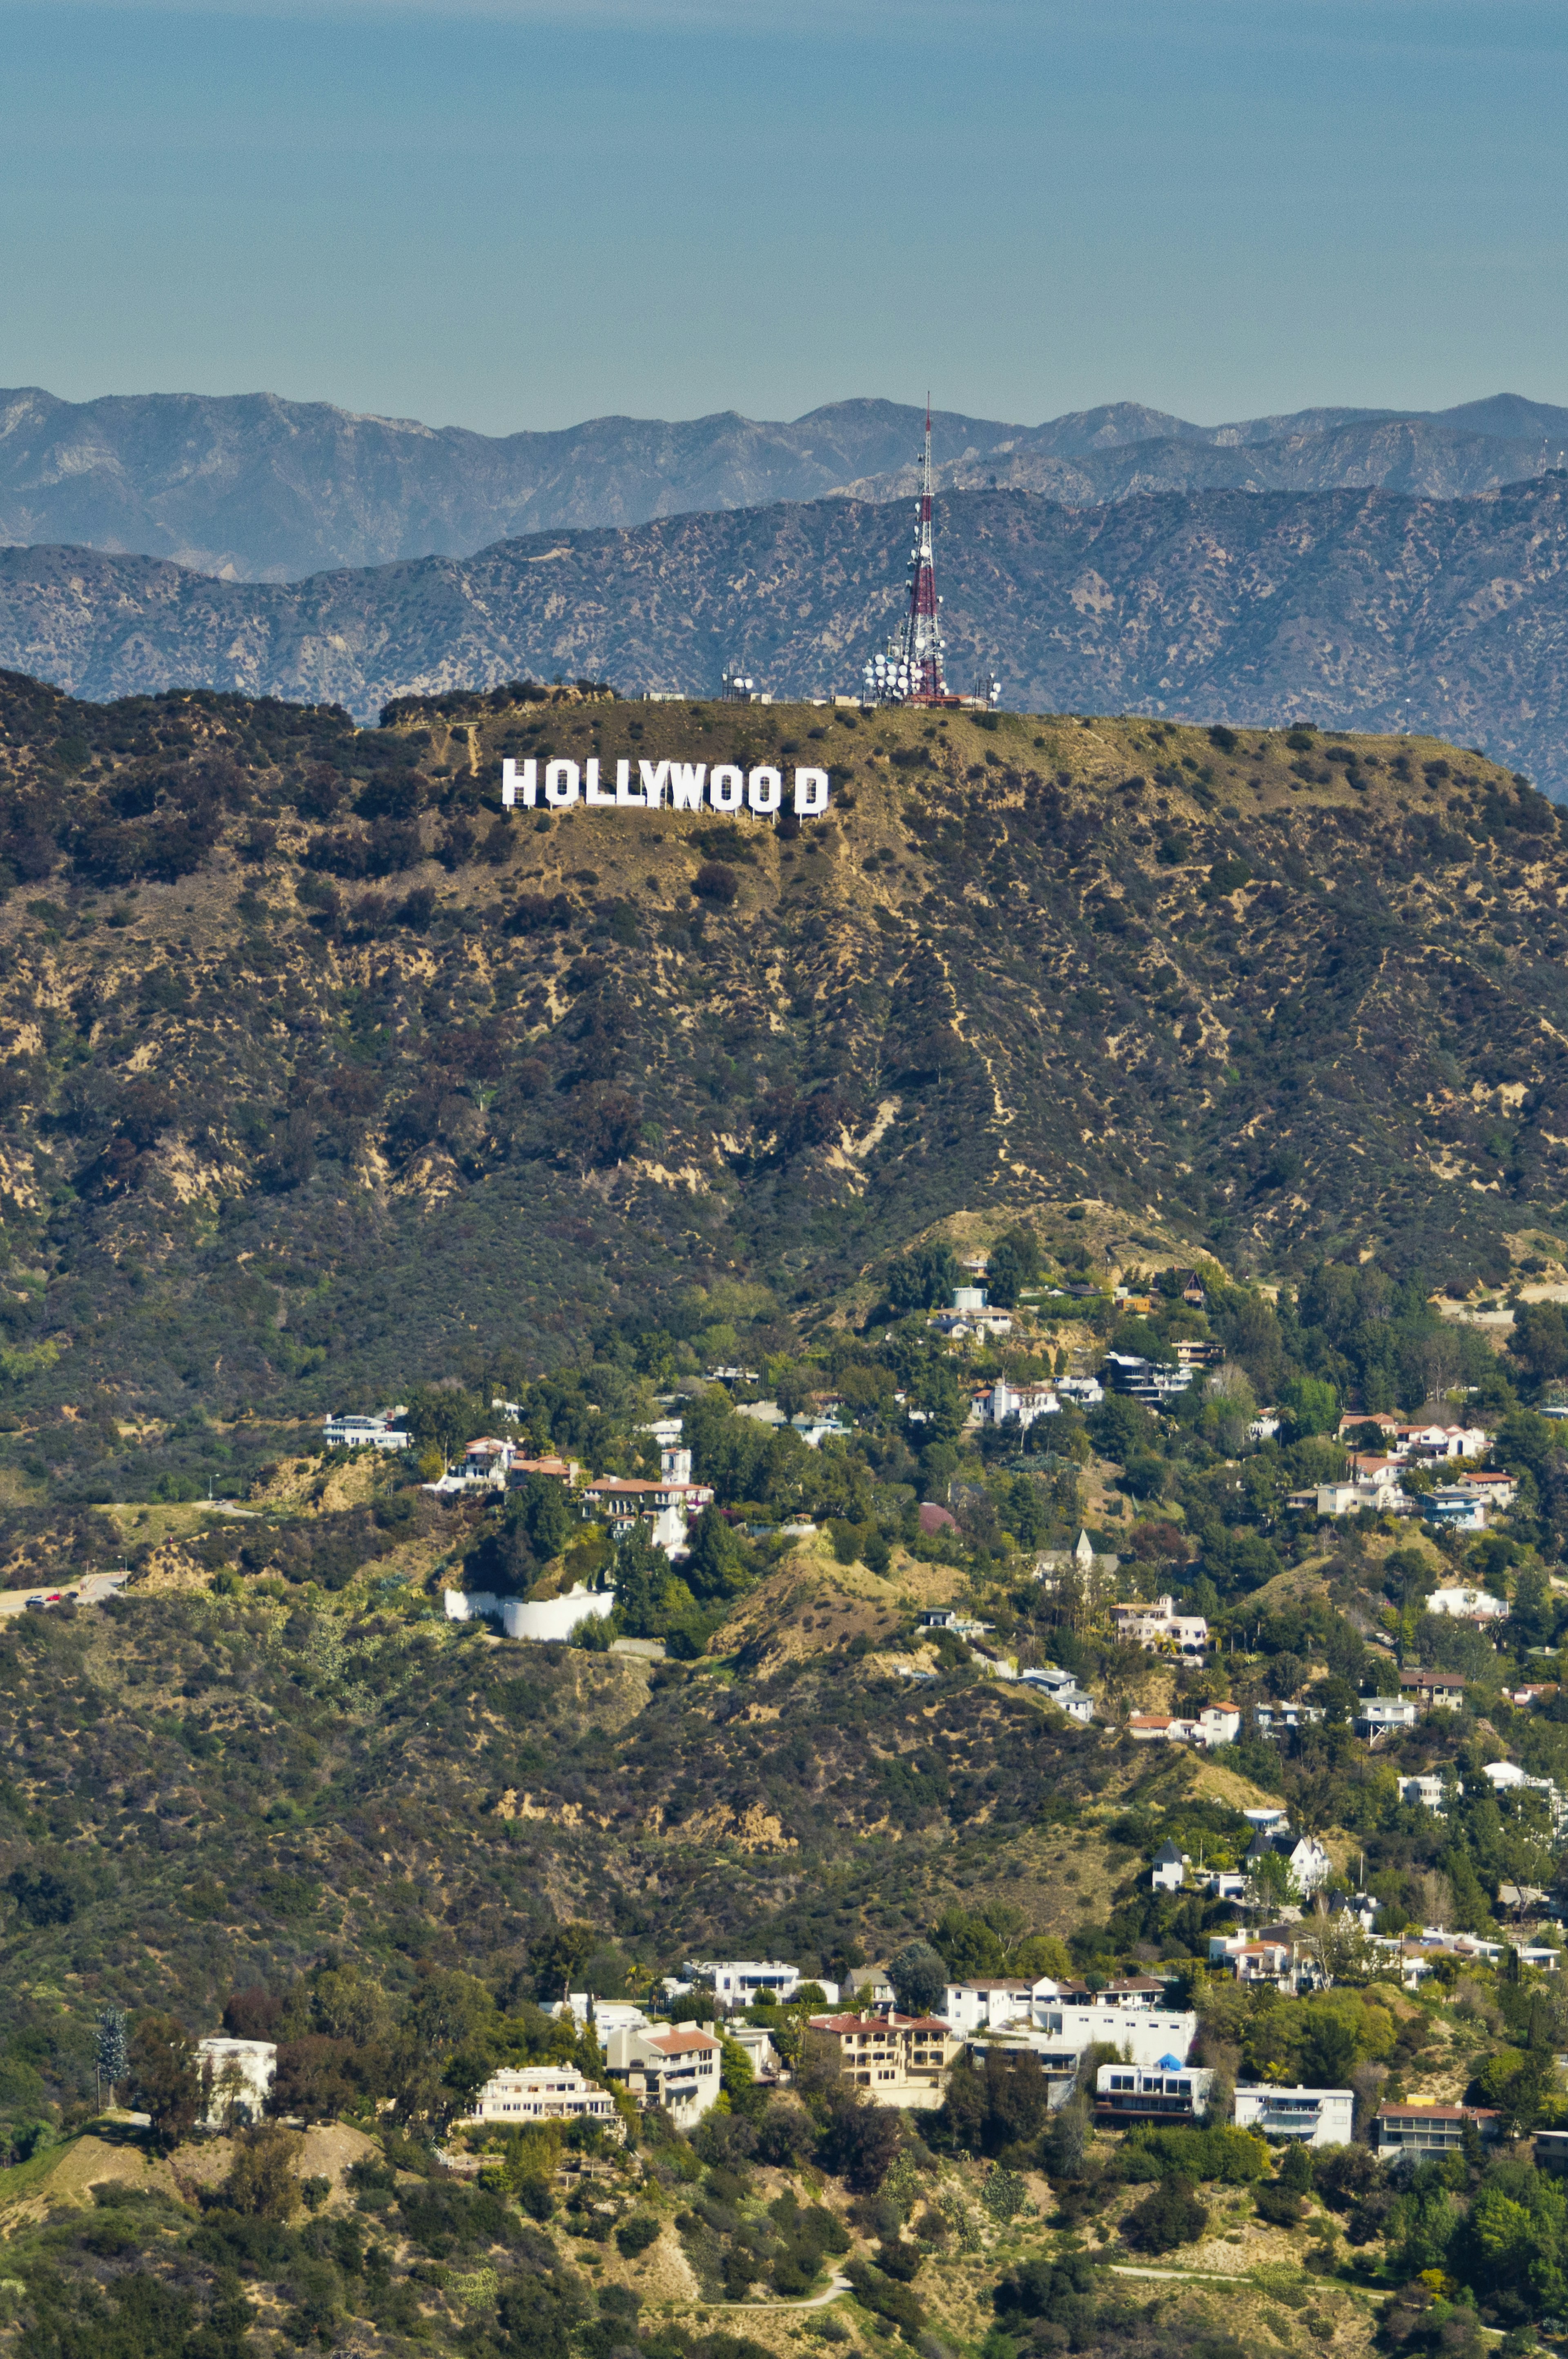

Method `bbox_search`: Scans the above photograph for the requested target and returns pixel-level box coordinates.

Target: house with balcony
[1400,1670,1468,1713]
[1355,1695,1419,1740]
[1234,2085,1354,2146]
[1254,1699,1326,1738]
[1095,2060,1214,2127]
[460,2065,621,2132]
[600,2025,722,2127]
[1110,1596,1209,1654]
[806,2013,959,2109]
[1374,2103,1500,2156]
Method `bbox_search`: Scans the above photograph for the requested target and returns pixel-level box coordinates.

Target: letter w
[668,763,706,810]
[639,760,672,808]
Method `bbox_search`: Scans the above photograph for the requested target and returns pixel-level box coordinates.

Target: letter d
[793,767,829,816]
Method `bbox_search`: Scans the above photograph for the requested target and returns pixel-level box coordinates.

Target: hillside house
[1481,1760,1568,1823]
[1110,1596,1209,1653]
[1401,1422,1488,1463]
[1400,1670,1467,1712]
[806,2012,959,2108]
[1426,1583,1509,1619]
[1234,2085,1353,2146]
[1421,1491,1490,1534]
[1095,2060,1214,2127]
[690,1959,811,2006]
[506,1455,581,1487]
[1207,1935,1305,1991]
[1129,1702,1239,1749]
[973,1377,1060,1430]
[1016,1663,1095,1721]
[322,1412,407,1451]
[1374,2103,1501,2156]
[1254,1699,1326,1737]
[581,1474,715,1522]
[919,1607,994,1639]
[1151,1841,1187,1892]
[1356,1696,1420,1739]
[1456,1472,1518,1510]
[459,2065,621,2130]
[1400,1774,1450,1811]
[941,1979,1042,2033]
[1102,1353,1193,1408]
[459,1437,514,1484]
[600,2025,722,2126]
[1033,2004,1199,2064]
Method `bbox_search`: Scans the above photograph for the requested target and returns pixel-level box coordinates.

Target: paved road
[0,1572,131,1621]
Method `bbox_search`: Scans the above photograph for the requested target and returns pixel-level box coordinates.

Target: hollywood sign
[501,758,830,816]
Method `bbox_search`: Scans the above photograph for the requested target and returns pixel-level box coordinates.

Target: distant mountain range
[3,384,1568,582]
[11,474,1568,792]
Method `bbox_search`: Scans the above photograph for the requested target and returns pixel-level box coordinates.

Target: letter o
[747,766,782,815]
[710,765,744,811]
[545,759,580,807]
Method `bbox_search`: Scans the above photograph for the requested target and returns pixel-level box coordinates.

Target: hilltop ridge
[2,383,1565,580]
[0,674,1560,1458]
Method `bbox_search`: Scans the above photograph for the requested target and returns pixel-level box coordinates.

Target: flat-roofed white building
[1234,2084,1353,2146]
[689,1958,812,2006]
[322,1413,407,1451]
[1095,2060,1214,2126]
[459,2064,620,2129]
[198,2036,276,2126]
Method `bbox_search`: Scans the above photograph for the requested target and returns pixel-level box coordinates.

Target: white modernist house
[689,1958,812,2006]
[460,2065,620,2129]
[1017,1663,1095,1721]
[1355,1696,1420,1739]
[1427,1585,1509,1621]
[1234,2085,1353,2146]
[1095,2061,1215,2125]
[322,1412,408,1451]
[550,1998,654,2039]
[1481,1760,1568,1824]
[600,2025,723,2125]
[198,2036,276,2125]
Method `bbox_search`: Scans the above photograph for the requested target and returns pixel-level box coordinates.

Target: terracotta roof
[646,2028,720,2054]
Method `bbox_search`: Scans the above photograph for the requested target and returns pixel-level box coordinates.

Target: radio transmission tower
[864,401,949,706]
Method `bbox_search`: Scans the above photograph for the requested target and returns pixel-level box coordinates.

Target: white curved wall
[444,1585,616,1643]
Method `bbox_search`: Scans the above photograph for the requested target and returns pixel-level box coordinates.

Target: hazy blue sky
[5,0,1567,434]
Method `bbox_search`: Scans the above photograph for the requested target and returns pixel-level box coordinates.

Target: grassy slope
[0,681,1562,1489]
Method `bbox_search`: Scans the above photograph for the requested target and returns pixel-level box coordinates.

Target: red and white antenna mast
[864,397,949,705]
